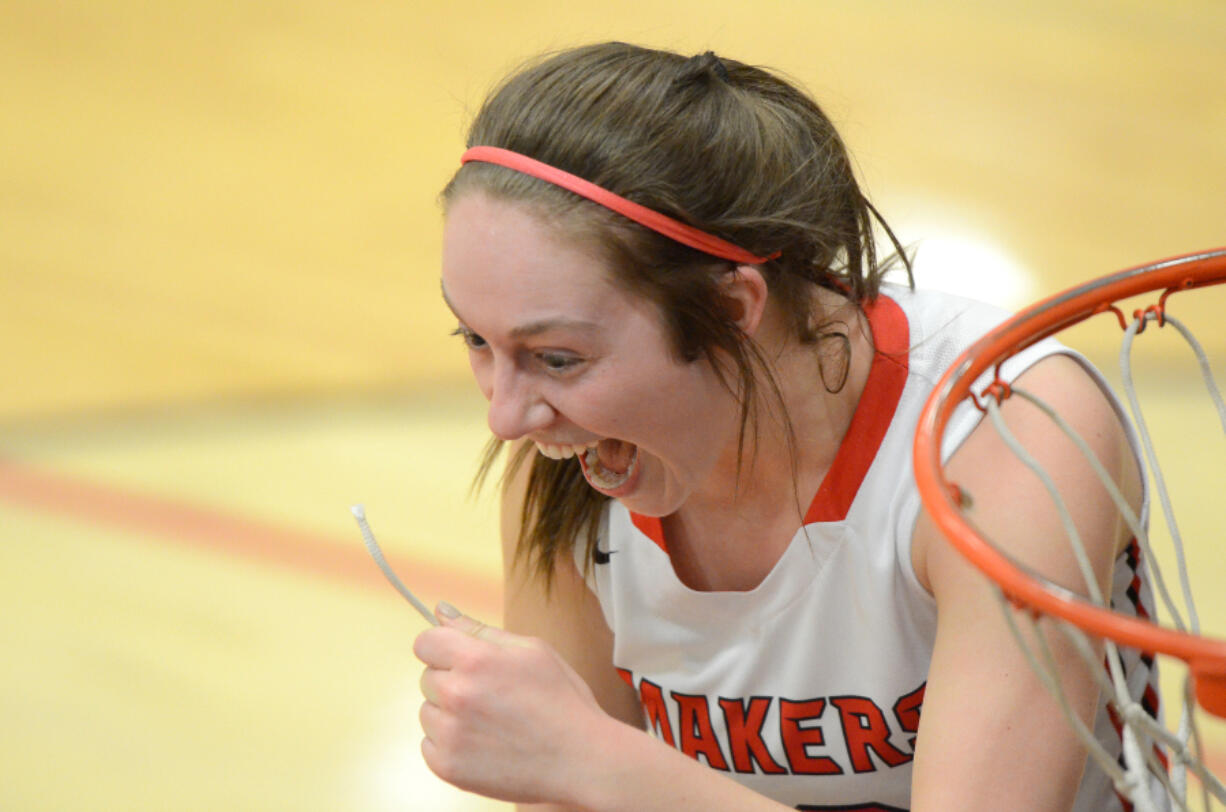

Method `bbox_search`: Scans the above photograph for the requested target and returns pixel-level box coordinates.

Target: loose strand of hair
[862,195,914,290]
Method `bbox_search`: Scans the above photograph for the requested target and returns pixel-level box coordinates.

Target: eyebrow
[441,282,601,339]
[508,318,600,339]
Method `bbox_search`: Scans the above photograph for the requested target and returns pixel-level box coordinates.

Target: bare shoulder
[906,352,1142,809]
[499,443,643,728]
[913,350,1140,597]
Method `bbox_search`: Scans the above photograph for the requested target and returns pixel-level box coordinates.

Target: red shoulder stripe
[629,295,911,550]
[804,295,910,523]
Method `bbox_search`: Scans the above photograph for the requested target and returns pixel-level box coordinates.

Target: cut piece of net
[975,309,1226,811]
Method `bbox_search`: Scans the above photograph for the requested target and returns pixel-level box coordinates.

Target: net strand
[989,385,1226,803]
[983,399,1106,605]
[1119,309,1226,808]
[989,383,1193,799]
[996,590,1205,812]
[983,397,1160,804]
[1055,621,1201,800]
[1119,313,1213,635]
[1007,385,1186,636]
[1184,675,1214,810]
[967,306,1226,808]
[349,504,440,627]
[995,595,1131,787]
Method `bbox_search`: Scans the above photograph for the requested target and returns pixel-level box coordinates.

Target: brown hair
[441,42,909,585]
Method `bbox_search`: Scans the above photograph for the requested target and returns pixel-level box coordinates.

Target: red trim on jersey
[629,295,910,552]
[630,512,667,553]
[803,294,910,523]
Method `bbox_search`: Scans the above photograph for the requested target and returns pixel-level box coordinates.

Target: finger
[435,602,530,648]
[418,699,451,758]
[418,726,455,788]
[419,666,441,705]
[435,602,497,641]
[413,624,480,666]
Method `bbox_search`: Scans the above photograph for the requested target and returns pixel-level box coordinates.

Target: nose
[483,361,556,441]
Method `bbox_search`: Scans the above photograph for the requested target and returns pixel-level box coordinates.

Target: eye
[536,351,584,374]
[450,326,487,350]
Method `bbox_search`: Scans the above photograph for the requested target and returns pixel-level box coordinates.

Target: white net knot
[1121,700,1152,729]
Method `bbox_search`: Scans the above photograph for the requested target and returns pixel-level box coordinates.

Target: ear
[720,265,770,337]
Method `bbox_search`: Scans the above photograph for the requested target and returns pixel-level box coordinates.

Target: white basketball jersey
[579,285,1165,811]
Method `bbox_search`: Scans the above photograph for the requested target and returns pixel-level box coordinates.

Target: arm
[413,444,797,811]
[909,355,1142,811]
[498,446,641,812]
[498,445,644,734]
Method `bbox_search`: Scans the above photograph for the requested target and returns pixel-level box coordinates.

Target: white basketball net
[976,309,1226,812]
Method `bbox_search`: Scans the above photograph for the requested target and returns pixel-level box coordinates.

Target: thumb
[435,602,497,640]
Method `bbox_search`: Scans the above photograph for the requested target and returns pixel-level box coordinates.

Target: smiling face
[441,192,744,517]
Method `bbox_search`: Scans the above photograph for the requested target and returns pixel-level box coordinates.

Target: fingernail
[436,601,461,619]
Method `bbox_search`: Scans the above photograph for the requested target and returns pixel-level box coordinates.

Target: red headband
[460,146,780,265]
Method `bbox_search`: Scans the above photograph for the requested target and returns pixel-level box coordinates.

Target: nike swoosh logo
[593,547,617,565]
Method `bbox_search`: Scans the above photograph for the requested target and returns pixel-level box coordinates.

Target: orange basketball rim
[913,247,1226,718]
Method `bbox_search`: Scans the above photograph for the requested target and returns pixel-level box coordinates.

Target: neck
[664,293,875,590]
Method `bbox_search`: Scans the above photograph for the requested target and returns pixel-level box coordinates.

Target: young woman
[412,42,1162,811]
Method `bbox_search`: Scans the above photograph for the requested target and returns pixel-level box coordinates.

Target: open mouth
[536,438,641,497]
[579,438,640,496]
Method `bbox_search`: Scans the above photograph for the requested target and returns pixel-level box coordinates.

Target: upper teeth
[534,440,599,460]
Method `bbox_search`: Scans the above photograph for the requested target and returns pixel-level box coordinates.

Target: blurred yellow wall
[3,0,1225,422]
